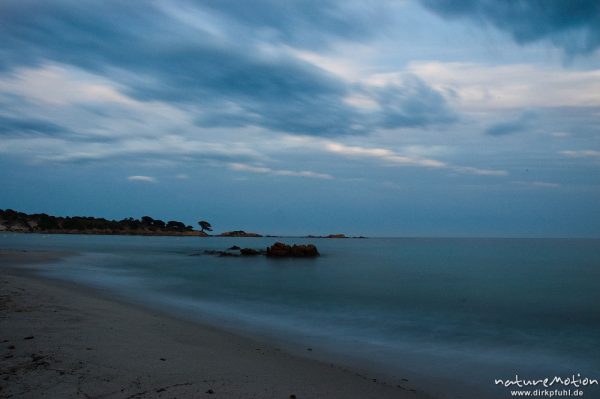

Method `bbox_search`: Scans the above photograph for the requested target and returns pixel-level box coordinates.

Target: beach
[1,234,598,399]
[0,250,425,399]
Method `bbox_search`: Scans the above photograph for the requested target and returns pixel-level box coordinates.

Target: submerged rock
[203,249,239,257]
[240,248,261,256]
[218,251,238,257]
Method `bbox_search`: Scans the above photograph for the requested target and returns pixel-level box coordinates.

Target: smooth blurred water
[2,233,599,398]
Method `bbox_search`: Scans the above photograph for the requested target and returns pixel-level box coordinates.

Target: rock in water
[266,242,290,257]
[266,242,319,258]
[240,248,260,256]
[291,244,319,257]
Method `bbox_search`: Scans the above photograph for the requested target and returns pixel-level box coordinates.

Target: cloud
[0,63,136,107]
[560,150,600,158]
[512,181,561,189]
[0,63,197,143]
[0,63,273,166]
[228,162,333,179]
[0,1,452,137]
[452,166,508,176]
[420,0,600,55]
[197,0,388,49]
[485,111,536,136]
[364,75,457,128]
[127,175,157,183]
[321,141,508,176]
[324,142,447,168]
[0,132,264,166]
[0,1,348,135]
[485,121,525,136]
[406,61,600,111]
[0,115,66,136]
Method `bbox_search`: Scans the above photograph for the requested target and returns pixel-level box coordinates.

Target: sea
[1,233,599,399]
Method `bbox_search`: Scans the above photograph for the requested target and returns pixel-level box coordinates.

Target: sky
[1,0,599,237]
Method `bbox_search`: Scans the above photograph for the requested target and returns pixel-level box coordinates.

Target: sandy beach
[0,251,427,399]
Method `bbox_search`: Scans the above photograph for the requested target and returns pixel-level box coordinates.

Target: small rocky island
[204,242,319,258]
[217,230,263,237]
[305,233,367,239]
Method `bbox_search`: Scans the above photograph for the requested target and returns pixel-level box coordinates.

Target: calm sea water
[2,233,599,398]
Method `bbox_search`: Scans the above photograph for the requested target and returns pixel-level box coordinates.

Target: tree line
[0,209,197,234]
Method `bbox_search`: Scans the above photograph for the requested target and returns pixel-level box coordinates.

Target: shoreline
[1,230,207,237]
[0,250,429,399]
[0,231,364,239]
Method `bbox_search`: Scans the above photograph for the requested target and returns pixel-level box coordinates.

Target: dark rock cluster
[266,242,319,258]
[203,242,319,258]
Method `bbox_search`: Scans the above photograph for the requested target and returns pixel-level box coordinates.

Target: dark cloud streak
[370,77,456,129]
[420,0,600,55]
[485,111,536,136]
[0,115,67,136]
[198,0,388,49]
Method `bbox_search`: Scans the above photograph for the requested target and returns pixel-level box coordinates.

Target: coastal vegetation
[0,209,204,236]
[198,220,212,233]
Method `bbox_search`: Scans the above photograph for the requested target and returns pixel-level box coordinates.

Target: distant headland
[0,209,206,236]
[0,209,364,238]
